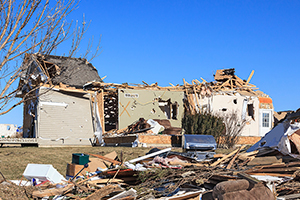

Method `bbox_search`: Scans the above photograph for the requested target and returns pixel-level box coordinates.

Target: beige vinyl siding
[37,88,94,146]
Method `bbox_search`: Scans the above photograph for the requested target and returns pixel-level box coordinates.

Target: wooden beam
[32,184,73,198]
[85,185,123,200]
[245,172,294,178]
[96,90,105,134]
[226,145,242,169]
[237,172,261,184]
[246,70,254,85]
[211,146,246,167]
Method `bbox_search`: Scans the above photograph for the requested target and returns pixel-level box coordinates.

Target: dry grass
[0,146,236,181]
[0,146,151,180]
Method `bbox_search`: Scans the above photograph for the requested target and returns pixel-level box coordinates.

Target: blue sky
[1,0,300,126]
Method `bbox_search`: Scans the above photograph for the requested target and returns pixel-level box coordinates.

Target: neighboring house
[17,54,103,146]
[0,124,18,137]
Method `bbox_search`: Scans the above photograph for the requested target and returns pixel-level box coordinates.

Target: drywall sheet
[118,89,184,130]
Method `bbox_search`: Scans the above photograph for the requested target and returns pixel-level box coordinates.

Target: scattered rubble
[2,123,300,200]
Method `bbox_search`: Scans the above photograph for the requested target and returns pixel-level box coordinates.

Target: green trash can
[72,153,89,165]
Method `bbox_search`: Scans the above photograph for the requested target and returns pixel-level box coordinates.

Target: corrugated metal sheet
[37,88,93,145]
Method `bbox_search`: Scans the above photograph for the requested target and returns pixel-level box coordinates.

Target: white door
[259,109,272,136]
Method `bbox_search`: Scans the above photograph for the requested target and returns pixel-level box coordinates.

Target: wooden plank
[96,90,105,134]
[237,172,261,184]
[87,178,124,184]
[211,146,246,167]
[192,84,200,113]
[85,185,123,200]
[32,184,73,198]
[246,70,254,85]
[213,154,225,158]
[238,150,259,161]
[85,153,121,165]
[183,78,195,114]
[247,167,300,173]
[226,145,242,169]
[245,172,294,178]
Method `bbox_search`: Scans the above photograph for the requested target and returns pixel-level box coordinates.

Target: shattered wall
[36,87,94,146]
[203,94,263,137]
[118,89,184,130]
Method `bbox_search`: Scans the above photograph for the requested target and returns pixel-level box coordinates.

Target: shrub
[182,111,247,148]
[182,111,225,144]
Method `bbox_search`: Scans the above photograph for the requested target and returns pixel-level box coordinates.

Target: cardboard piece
[87,151,118,171]
[66,163,90,177]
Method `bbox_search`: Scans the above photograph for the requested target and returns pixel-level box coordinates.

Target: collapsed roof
[20,54,102,89]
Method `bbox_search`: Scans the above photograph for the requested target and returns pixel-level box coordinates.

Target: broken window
[172,102,178,120]
[159,101,171,119]
[158,99,178,120]
[247,104,255,120]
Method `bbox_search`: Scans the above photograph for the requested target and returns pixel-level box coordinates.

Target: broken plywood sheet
[88,151,118,171]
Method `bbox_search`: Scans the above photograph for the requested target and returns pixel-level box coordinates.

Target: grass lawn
[0,146,152,180]
[0,146,235,180]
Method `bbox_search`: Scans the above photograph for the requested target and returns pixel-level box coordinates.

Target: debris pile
[3,130,300,200]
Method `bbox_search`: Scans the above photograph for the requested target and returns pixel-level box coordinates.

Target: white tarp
[247,120,300,155]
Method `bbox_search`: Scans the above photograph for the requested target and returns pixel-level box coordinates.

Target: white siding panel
[38,88,94,145]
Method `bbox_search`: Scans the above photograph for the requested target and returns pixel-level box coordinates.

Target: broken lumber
[85,185,123,200]
[211,146,245,167]
[226,146,243,169]
[32,184,73,198]
[237,172,261,184]
[87,178,124,184]
[245,172,294,178]
[238,150,259,161]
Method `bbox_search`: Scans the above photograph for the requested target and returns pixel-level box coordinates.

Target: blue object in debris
[154,182,180,197]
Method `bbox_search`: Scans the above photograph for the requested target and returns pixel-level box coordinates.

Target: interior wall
[118,89,184,130]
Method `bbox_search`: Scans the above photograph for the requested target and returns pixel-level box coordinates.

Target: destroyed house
[17,54,103,146]
[17,55,273,147]
[199,69,274,138]
[86,69,273,146]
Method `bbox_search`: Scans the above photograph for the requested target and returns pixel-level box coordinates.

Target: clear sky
[1,0,300,126]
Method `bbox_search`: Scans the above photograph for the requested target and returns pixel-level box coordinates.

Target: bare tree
[217,111,247,148]
[0,0,100,115]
